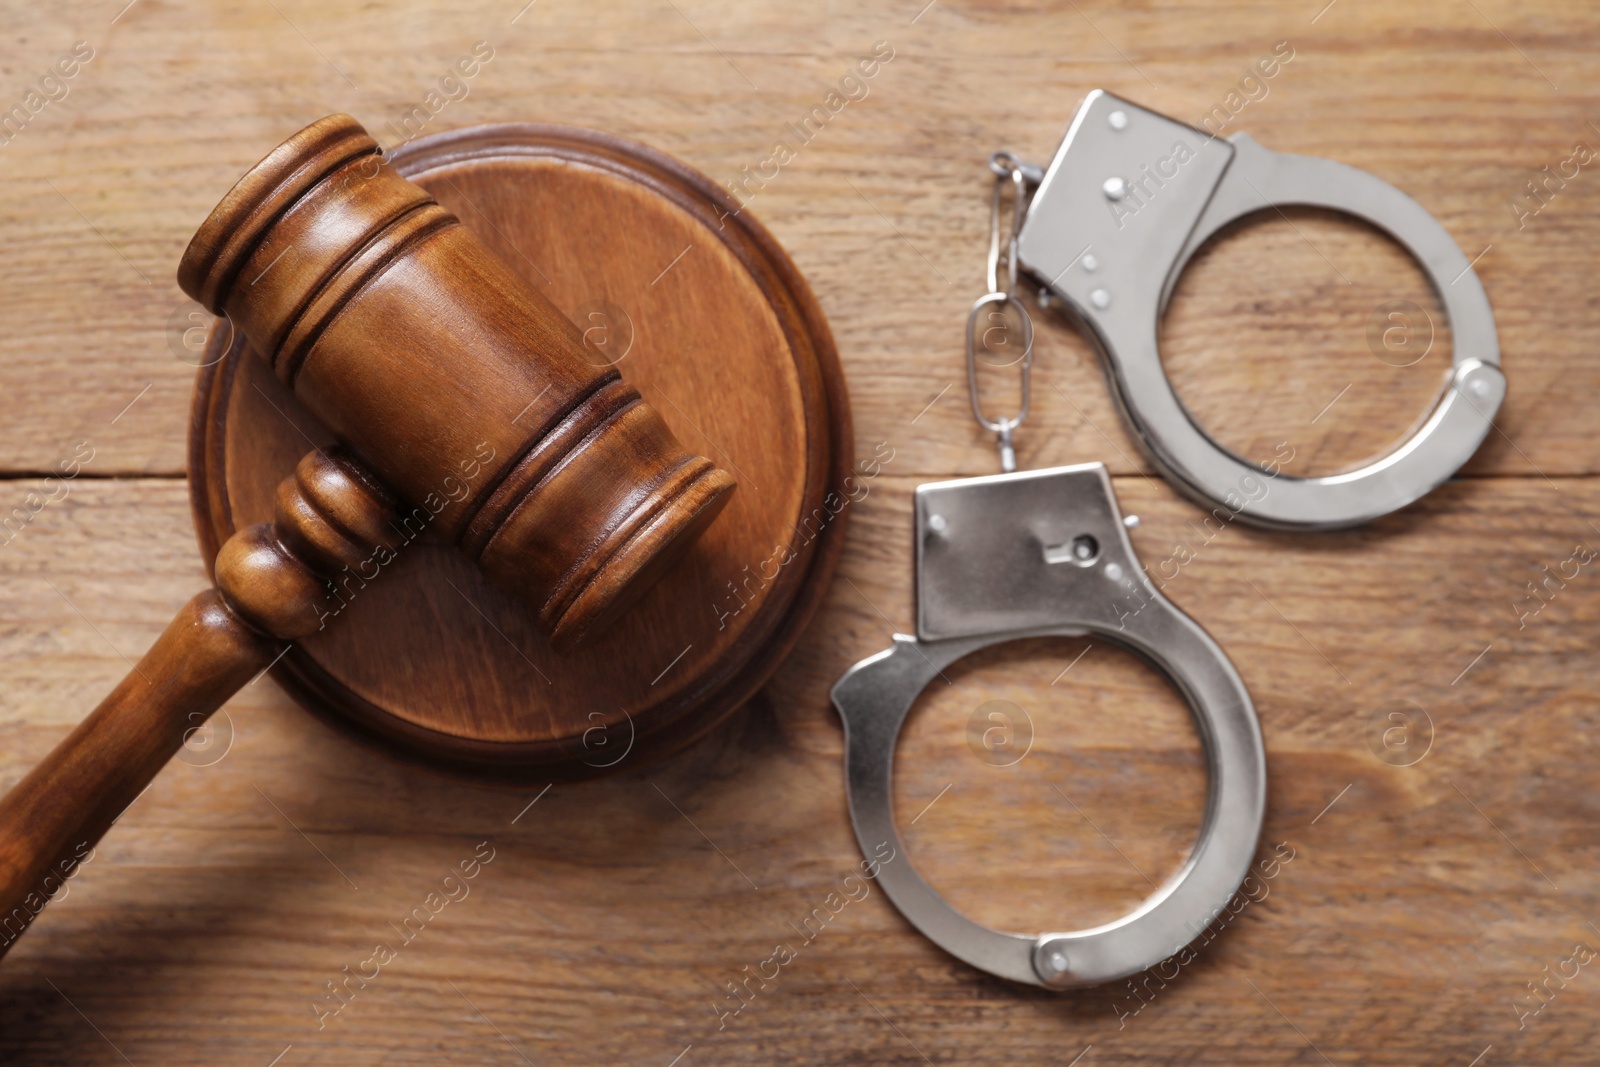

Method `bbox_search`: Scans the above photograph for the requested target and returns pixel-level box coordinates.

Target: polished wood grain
[180,114,737,650]
[1,1,1598,1064]
[0,590,273,961]
[0,112,841,963]
[0,448,402,963]
[190,123,852,773]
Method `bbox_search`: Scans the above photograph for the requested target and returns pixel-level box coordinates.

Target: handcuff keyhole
[1044,534,1100,567]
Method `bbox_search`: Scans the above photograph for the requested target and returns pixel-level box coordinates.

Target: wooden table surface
[2,0,1598,1063]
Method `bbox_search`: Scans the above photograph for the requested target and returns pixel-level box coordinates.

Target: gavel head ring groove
[178,114,736,650]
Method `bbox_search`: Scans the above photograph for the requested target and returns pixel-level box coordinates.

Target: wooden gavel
[0,115,735,958]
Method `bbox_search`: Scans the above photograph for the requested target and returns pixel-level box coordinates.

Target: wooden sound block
[188,124,851,778]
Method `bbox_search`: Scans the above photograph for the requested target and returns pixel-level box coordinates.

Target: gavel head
[178,115,735,650]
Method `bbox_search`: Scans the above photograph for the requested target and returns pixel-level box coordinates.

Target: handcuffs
[1017,88,1504,529]
[832,90,1503,988]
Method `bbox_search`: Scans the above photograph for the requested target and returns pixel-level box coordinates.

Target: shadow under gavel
[0,115,735,959]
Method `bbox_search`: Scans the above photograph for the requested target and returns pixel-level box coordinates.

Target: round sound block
[189,124,851,778]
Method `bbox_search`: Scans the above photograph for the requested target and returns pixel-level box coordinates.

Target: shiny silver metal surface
[831,463,1266,988]
[1014,90,1505,530]
[965,292,1033,473]
[966,156,1037,473]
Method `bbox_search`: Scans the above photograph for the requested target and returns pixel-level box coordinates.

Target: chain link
[965,152,1041,472]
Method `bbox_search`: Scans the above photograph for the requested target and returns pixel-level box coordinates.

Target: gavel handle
[0,447,396,962]
[0,590,274,959]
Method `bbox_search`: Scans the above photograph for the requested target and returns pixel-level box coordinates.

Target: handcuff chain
[966,151,1041,472]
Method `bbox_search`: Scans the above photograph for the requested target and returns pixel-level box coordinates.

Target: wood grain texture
[0,588,274,963]
[190,124,852,773]
[0,0,1595,481]
[1,1,1598,1064]
[0,447,410,963]
[0,107,813,962]
[180,113,739,650]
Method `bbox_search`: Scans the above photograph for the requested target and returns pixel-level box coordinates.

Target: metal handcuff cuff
[832,90,1504,989]
[1014,88,1505,528]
